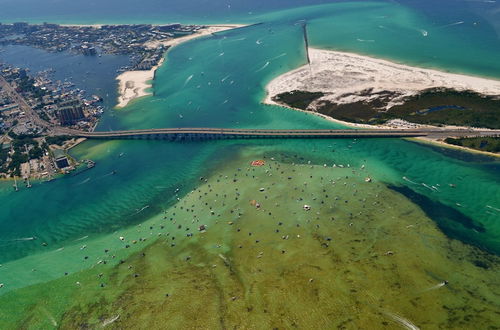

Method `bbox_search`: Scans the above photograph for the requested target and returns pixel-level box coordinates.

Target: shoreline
[115,24,244,109]
[265,48,500,109]
[264,47,500,158]
[266,96,500,158]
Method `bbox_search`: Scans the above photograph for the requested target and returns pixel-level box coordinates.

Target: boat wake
[419,29,429,37]
[255,61,270,72]
[439,21,465,28]
[421,183,438,192]
[102,315,120,327]
[74,177,91,186]
[356,38,375,42]
[1,237,37,242]
[0,237,37,247]
[486,205,500,212]
[183,74,194,87]
[402,176,418,184]
[270,53,287,61]
[383,311,420,330]
[421,281,447,293]
[132,205,150,215]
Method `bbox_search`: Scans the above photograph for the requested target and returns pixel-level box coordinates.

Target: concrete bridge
[62,127,500,141]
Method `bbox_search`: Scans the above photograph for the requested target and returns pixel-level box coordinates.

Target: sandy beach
[115,24,244,108]
[264,47,500,156]
[265,48,500,110]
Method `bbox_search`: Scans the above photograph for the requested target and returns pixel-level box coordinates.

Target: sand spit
[264,48,500,156]
[265,48,500,110]
[116,24,244,108]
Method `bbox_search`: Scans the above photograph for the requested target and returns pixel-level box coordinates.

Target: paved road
[69,127,500,139]
[1,75,498,141]
[0,75,50,130]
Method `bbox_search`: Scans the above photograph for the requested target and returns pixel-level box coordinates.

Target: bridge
[63,127,500,141]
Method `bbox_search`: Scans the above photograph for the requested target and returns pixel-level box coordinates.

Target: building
[56,100,85,125]
[156,24,181,32]
[81,45,97,56]
[52,149,69,169]
[12,22,28,31]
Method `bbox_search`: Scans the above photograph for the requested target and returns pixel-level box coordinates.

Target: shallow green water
[0,1,499,326]
[1,148,498,328]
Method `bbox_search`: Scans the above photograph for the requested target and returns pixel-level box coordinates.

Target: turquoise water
[0,0,499,296]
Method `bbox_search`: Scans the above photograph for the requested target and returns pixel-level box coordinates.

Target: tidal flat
[0,146,498,329]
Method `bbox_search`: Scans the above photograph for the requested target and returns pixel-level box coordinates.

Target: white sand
[116,24,244,108]
[264,48,500,155]
[265,48,500,112]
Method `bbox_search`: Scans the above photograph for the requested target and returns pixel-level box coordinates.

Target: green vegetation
[8,151,28,176]
[445,137,500,153]
[272,91,324,110]
[274,88,500,129]
[28,146,44,159]
[0,148,9,167]
[45,135,72,146]
[17,77,47,99]
[387,89,500,128]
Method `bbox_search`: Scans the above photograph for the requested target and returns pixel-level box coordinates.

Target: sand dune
[265,48,500,110]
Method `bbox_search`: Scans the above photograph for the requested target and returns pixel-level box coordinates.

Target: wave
[356,38,375,42]
[221,74,230,83]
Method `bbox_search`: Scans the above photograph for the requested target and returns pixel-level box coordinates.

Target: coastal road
[0,74,52,131]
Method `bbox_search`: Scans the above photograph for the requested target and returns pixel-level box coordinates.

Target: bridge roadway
[64,127,500,140]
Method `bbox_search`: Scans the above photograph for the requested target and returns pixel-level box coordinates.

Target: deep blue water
[0,45,129,112]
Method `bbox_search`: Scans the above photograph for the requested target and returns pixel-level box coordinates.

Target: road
[1,74,498,141]
[69,127,500,140]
